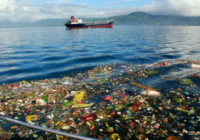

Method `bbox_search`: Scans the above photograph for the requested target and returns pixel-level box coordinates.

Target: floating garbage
[140,90,161,96]
[0,60,200,140]
[103,96,112,101]
[26,115,38,122]
[179,78,193,85]
[73,90,85,102]
[71,103,94,108]
[191,64,200,68]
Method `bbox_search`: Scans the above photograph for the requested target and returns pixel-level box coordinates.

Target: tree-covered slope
[111,12,200,25]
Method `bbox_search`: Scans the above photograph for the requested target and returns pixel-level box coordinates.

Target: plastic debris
[71,103,94,108]
[140,90,160,96]
[191,64,200,68]
[26,115,37,122]
[103,96,112,101]
[0,60,200,140]
[81,113,97,122]
[73,90,85,101]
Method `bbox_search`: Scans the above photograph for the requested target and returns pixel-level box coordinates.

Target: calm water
[0,25,200,85]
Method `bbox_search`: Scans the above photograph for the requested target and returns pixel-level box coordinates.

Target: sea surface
[1,25,200,140]
[0,25,200,85]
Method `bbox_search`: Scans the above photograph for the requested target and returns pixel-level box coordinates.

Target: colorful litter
[0,60,200,140]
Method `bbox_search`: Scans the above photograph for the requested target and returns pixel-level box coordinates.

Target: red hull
[67,24,113,29]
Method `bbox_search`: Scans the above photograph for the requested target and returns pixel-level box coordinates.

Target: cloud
[0,0,91,22]
[106,1,121,5]
[0,0,200,22]
[139,0,200,16]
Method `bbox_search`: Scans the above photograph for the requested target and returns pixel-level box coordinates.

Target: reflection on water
[0,26,200,84]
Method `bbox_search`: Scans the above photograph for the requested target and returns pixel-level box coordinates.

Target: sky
[0,0,200,22]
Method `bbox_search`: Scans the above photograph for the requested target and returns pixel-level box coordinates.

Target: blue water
[0,25,200,85]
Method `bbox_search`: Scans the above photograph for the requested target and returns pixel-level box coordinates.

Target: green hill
[111,12,200,25]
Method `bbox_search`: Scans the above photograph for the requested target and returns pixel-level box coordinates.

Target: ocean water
[1,25,200,139]
[0,25,200,85]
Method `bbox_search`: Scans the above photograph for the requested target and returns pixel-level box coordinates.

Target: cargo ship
[65,16,114,29]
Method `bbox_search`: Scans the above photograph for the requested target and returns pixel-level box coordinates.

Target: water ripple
[0,26,200,84]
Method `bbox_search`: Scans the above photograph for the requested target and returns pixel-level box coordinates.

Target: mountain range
[111,12,200,25]
[0,12,200,28]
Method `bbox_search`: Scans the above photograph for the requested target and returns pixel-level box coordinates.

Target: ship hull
[65,21,113,29]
